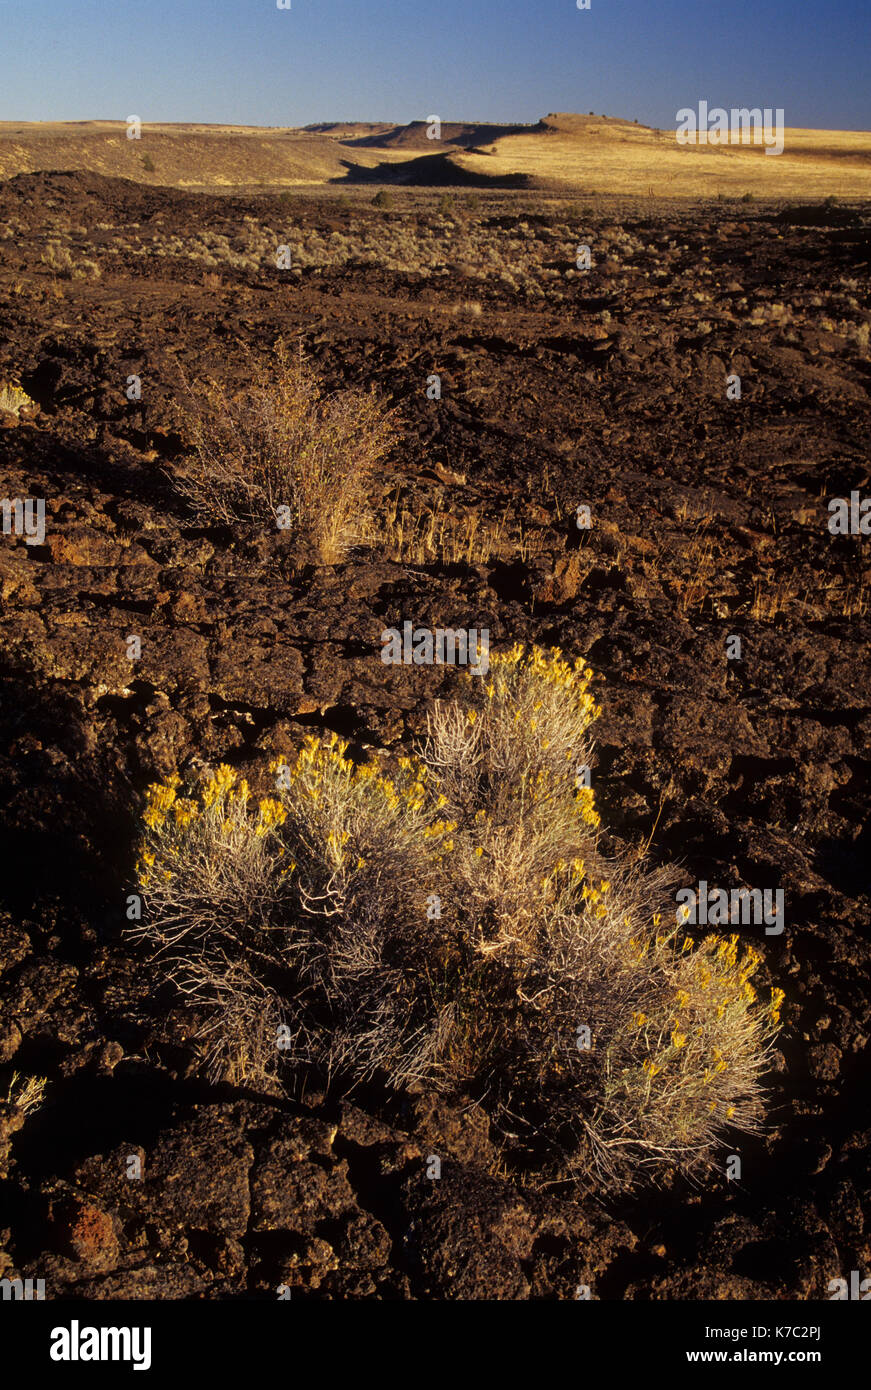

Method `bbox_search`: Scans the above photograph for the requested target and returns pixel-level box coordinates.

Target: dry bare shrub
[751,575,799,621]
[173,343,398,562]
[71,258,101,280]
[845,319,870,353]
[39,241,73,277]
[4,1072,47,1115]
[133,646,783,1189]
[175,959,286,1090]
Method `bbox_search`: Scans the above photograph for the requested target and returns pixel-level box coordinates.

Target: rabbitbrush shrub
[174,343,397,562]
[133,645,783,1189]
[0,381,37,420]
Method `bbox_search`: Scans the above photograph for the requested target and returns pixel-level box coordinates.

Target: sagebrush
[173,342,398,562]
[133,643,782,1188]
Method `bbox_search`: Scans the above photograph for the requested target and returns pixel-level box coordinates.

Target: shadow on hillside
[332,152,530,189]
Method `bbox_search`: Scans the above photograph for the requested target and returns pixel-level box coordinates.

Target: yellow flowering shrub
[132,644,783,1188]
[0,381,37,420]
[572,927,782,1181]
[133,762,290,1082]
[423,645,604,954]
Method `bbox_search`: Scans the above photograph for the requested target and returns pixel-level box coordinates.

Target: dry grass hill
[1,113,870,197]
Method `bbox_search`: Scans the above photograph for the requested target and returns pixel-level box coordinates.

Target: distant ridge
[316,120,541,150]
[1,115,869,197]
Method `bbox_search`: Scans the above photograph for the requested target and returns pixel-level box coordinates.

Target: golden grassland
[0,120,411,188]
[1,115,869,196]
[454,118,871,198]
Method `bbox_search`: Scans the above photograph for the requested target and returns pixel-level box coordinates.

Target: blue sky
[0,0,868,129]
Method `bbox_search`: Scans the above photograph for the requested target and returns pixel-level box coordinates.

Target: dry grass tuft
[751,576,797,622]
[368,488,509,565]
[675,521,717,615]
[367,487,552,566]
[5,1072,47,1115]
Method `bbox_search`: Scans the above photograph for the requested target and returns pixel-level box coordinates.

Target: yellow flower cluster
[0,380,38,419]
[581,877,612,919]
[271,737,431,821]
[686,935,764,1018]
[143,774,181,831]
[138,763,294,886]
[172,797,199,829]
[768,987,785,1026]
[424,818,458,839]
[257,797,287,836]
[711,1047,728,1074]
[574,785,601,829]
[487,642,599,706]
[620,925,783,1102]
[202,764,237,809]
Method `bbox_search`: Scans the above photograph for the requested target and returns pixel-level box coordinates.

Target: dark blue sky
[1,0,868,129]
